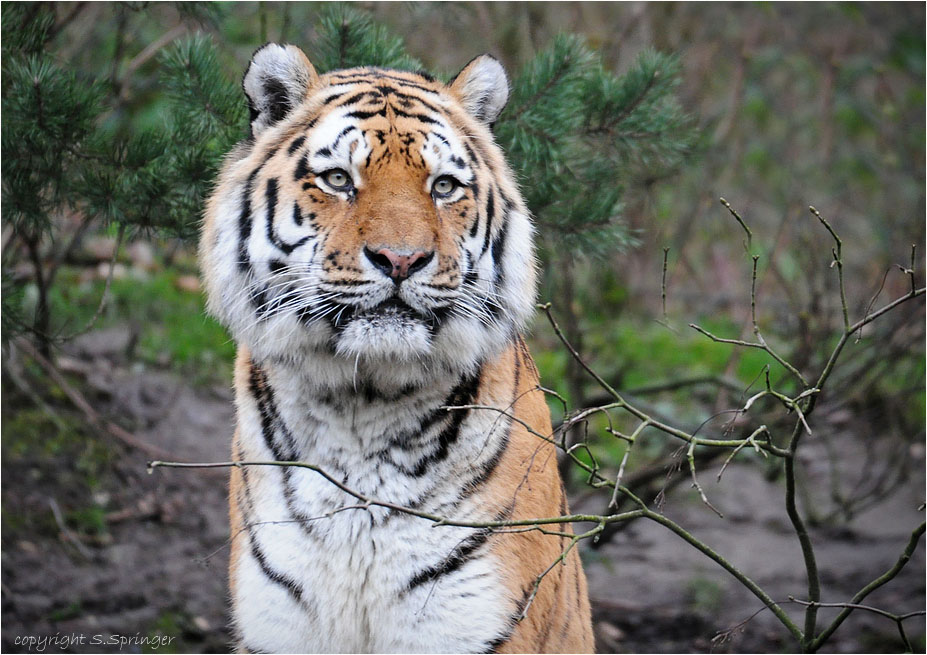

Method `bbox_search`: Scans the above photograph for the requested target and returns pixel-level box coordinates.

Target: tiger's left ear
[243,43,319,137]
[448,55,509,126]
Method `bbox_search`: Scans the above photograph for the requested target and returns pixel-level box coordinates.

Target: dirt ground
[2,329,924,654]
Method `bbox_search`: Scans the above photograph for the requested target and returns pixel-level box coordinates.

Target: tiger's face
[202,45,536,381]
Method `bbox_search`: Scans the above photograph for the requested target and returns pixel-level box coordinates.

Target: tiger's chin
[332,301,435,362]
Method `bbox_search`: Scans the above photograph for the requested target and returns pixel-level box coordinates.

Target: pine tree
[1,3,696,361]
[1,5,244,354]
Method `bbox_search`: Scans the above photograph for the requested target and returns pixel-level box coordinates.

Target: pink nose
[364,246,434,283]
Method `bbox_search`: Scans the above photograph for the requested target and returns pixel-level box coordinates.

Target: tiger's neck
[232,344,515,504]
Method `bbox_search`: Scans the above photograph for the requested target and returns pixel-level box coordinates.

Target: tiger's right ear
[243,43,319,137]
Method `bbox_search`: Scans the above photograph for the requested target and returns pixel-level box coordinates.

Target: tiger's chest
[230,367,514,653]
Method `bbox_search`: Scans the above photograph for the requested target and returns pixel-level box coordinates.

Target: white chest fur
[231,359,515,653]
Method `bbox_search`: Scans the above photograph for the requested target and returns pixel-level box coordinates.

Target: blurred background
[2,2,924,653]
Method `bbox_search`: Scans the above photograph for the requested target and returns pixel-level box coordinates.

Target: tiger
[199,43,594,653]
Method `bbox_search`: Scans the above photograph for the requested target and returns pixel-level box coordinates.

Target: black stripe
[466,181,482,238]
[264,178,312,255]
[462,343,520,495]
[462,269,478,289]
[237,167,261,272]
[330,72,437,93]
[484,203,510,323]
[331,125,357,150]
[409,370,482,476]
[536,573,559,647]
[294,155,310,180]
[336,90,377,107]
[248,533,308,604]
[287,135,306,155]
[292,201,303,226]
[390,106,440,125]
[490,215,507,274]
[479,186,496,257]
[484,587,533,653]
[375,85,443,115]
[464,432,507,492]
[249,364,295,460]
[406,528,492,592]
[234,442,313,613]
[321,91,346,105]
[346,108,386,120]
[247,364,321,541]
[463,141,482,166]
[376,71,441,92]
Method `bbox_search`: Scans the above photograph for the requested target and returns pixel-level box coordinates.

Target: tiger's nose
[364,246,434,283]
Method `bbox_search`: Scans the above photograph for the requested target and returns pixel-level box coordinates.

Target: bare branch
[689,323,809,387]
[148,458,648,531]
[717,425,769,481]
[809,205,849,331]
[720,197,752,253]
[809,521,926,652]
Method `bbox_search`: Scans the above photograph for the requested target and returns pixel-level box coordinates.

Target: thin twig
[608,420,649,508]
[689,323,809,387]
[856,268,890,343]
[791,597,924,653]
[60,223,126,340]
[518,522,605,621]
[118,24,187,96]
[686,437,723,517]
[717,425,769,481]
[17,338,182,463]
[809,285,925,413]
[149,458,647,531]
[48,497,94,561]
[809,206,849,332]
[720,197,752,253]
[809,521,926,652]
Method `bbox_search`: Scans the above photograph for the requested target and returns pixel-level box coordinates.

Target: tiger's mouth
[330,296,445,331]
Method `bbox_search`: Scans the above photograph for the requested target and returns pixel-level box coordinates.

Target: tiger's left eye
[322,169,352,190]
[431,176,459,198]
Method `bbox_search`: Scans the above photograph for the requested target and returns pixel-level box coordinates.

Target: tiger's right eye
[322,169,352,190]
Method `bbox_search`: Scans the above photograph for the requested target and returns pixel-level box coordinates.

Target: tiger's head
[201,44,536,384]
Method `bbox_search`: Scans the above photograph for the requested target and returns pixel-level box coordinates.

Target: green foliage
[2,2,696,358]
[157,34,248,235]
[312,4,424,73]
[0,2,55,56]
[496,37,698,256]
[1,54,107,233]
[1,4,249,346]
[66,504,108,537]
[535,317,795,415]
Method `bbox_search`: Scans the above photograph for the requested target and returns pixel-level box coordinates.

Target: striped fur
[201,44,593,653]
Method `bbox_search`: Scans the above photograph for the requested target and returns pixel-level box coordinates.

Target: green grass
[47,267,235,385]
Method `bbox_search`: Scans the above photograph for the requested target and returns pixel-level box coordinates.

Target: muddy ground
[2,328,924,654]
